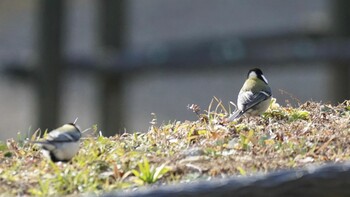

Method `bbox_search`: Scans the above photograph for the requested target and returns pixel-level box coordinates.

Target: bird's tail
[26,140,55,150]
[227,110,243,122]
[26,140,48,145]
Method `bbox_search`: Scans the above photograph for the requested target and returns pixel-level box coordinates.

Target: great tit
[228,68,272,121]
[30,123,81,162]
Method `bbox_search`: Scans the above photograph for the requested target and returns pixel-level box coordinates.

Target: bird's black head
[247,68,268,84]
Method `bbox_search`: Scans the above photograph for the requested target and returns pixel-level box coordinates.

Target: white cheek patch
[261,74,268,84]
[249,72,257,78]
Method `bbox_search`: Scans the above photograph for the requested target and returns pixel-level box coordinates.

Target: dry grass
[1,98,350,196]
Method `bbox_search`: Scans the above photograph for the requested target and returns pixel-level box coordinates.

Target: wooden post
[99,0,127,135]
[331,0,350,103]
[37,0,64,131]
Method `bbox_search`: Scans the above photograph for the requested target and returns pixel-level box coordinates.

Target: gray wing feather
[47,130,81,142]
[240,90,271,113]
[228,90,271,121]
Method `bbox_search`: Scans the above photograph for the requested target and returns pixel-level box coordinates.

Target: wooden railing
[3,0,350,136]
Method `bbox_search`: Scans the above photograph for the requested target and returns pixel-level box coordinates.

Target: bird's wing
[239,90,271,113]
[47,130,81,142]
[228,90,270,121]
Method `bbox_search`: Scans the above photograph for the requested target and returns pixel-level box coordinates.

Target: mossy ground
[1,98,350,196]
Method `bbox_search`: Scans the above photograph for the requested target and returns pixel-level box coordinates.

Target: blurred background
[0,0,350,140]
